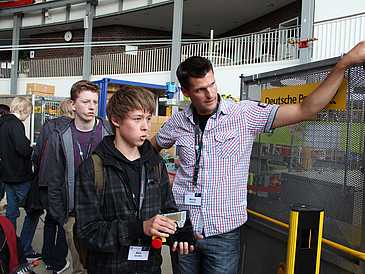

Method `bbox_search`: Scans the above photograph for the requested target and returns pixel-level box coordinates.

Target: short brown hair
[106,85,155,134]
[70,80,100,102]
[59,98,74,118]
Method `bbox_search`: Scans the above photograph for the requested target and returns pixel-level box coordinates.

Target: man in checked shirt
[151,41,365,274]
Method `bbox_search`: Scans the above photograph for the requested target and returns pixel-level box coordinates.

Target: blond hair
[10,97,33,114]
[59,98,74,118]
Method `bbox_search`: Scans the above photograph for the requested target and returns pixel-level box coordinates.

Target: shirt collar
[186,93,229,120]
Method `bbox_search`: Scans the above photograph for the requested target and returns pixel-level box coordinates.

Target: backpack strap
[73,154,104,270]
[91,154,104,196]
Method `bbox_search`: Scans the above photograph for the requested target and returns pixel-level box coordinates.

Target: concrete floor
[0,195,173,274]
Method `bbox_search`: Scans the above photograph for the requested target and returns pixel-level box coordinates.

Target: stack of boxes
[106,83,120,103]
[149,116,175,156]
[26,83,55,97]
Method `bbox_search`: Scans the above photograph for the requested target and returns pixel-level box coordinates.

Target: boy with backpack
[74,85,191,274]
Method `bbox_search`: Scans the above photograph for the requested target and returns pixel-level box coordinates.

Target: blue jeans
[4,182,39,256]
[42,211,68,271]
[178,227,240,274]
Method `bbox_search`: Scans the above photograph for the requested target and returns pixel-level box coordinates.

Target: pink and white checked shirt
[156,96,279,237]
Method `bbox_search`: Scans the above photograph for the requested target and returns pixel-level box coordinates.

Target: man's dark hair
[0,104,10,116]
[176,56,214,90]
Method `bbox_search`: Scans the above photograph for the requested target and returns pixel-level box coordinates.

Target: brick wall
[219,1,301,37]
[30,25,173,59]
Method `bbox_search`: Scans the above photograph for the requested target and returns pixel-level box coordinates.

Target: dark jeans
[4,182,39,256]
[178,227,240,274]
[42,211,68,271]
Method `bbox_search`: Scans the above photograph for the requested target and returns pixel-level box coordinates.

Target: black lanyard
[115,160,146,220]
[193,109,202,186]
[135,164,146,220]
[72,118,97,161]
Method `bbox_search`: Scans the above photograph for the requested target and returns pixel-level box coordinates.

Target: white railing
[91,47,171,75]
[181,27,300,66]
[19,56,83,77]
[313,13,365,61]
[16,27,300,78]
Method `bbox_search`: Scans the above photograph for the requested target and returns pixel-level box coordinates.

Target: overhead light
[267,4,274,7]
[232,21,238,24]
[195,24,200,27]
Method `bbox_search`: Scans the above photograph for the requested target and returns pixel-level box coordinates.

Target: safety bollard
[286,204,324,274]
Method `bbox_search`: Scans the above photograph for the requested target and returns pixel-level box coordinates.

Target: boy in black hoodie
[0,97,41,261]
[75,85,191,274]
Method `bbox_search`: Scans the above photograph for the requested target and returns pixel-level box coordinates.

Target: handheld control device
[152,210,196,249]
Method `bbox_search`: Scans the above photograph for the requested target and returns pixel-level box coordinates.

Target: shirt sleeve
[155,118,177,149]
[242,101,280,134]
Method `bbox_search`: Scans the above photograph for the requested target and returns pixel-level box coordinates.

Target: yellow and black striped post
[286,204,324,274]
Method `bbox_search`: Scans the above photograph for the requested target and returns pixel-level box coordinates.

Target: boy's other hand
[143,214,177,237]
[172,233,204,254]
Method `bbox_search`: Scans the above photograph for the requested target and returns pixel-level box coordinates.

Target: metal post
[170,0,183,115]
[299,0,314,64]
[286,204,324,274]
[209,29,214,61]
[240,75,249,101]
[10,14,22,95]
[82,1,97,80]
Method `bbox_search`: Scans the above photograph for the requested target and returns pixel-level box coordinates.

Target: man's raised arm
[272,41,365,129]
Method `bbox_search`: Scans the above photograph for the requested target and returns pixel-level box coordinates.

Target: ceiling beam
[0,0,98,17]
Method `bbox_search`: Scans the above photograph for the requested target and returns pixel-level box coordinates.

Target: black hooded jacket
[0,114,33,183]
[75,135,178,274]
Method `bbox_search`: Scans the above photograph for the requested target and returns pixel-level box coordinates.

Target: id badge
[184,192,202,206]
[127,246,150,261]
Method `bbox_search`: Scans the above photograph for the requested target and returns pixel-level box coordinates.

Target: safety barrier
[241,58,365,274]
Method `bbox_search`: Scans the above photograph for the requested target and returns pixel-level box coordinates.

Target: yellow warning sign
[34,106,41,113]
[261,79,347,110]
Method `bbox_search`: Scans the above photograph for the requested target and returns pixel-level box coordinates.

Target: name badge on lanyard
[128,246,150,261]
[185,192,202,206]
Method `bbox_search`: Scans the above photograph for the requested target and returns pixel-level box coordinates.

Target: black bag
[20,172,44,217]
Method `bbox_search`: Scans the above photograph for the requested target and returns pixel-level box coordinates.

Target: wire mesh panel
[33,96,65,143]
[242,60,365,258]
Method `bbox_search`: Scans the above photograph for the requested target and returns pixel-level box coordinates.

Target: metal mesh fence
[33,96,64,143]
[243,59,365,252]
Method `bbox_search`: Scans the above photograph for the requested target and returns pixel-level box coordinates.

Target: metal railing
[248,209,365,261]
[11,26,300,78]
[313,12,365,61]
[91,47,172,75]
[181,27,300,66]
